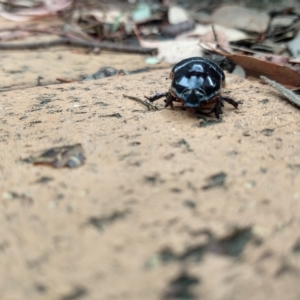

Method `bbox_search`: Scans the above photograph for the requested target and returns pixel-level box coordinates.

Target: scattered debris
[99,113,122,118]
[292,238,300,253]
[260,128,274,136]
[207,227,253,257]
[259,98,269,104]
[198,116,222,127]
[275,260,300,277]
[60,286,88,300]
[183,200,196,210]
[82,67,127,81]
[34,283,47,294]
[23,143,85,168]
[34,176,54,184]
[2,191,33,206]
[173,139,193,152]
[144,173,164,185]
[147,227,253,267]
[87,210,130,231]
[162,272,200,300]
[202,172,227,190]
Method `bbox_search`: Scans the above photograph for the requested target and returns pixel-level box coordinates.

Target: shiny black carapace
[146,57,239,118]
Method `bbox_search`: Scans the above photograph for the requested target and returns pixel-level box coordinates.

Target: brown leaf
[229,54,300,88]
[255,54,289,65]
[211,47,300,88]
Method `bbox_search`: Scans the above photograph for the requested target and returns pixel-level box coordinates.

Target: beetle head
[182,88,206,107]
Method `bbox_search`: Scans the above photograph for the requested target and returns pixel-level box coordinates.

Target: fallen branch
[0,38,157,54]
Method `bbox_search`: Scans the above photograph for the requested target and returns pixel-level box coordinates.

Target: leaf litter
[23,143,85,168]
[1,0,300,93]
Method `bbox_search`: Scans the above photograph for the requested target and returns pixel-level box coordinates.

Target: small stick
[123,94,159,111]
[211,25,218,44]
[209,26,231,54]
[260,76,300,107]
[56,78,76,83]
[0,38,157,54]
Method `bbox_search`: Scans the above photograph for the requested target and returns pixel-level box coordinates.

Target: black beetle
[146,57,239,118]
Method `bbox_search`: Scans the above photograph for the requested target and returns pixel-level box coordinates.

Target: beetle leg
[221,96,239,108]
[145,92,168,102]
[212,97,223,119]
[164,93,176,109]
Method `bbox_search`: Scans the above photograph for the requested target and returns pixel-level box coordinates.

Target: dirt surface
[1,46,300,300]
[0,48,163,92]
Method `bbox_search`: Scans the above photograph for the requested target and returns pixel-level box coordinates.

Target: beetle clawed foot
[164,93,175,108]
[213,101,224,119]
[212,95,240,118]
[221,96,239,109]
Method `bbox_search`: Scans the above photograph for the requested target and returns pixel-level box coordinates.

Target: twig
[123,94,159,111]
[260,75,300,107]
[56,78,76,83]
[211,25,218,44]
[0,38,157,54]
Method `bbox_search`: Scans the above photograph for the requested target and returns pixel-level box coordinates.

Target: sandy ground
[1,43,300,300]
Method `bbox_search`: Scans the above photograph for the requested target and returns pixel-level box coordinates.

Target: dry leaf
[168,5,190,25]
[212,48,300,88]
[255,54,289,65]
[23,143,85,168]
[0,0,73,21]
[140,38,202,64]
[288,32,300,58]
[212,5,270,33]
[270,15,298,28]
[63,23,95,42]
[196,24,247,41]
[200,28,230,50]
